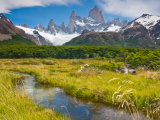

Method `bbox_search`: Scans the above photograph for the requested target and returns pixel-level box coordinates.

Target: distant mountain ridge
[16,6,127,45]
[65,14,160,48]
[35,6,129,35]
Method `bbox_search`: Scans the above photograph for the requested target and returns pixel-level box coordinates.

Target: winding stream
[15,73,148,120]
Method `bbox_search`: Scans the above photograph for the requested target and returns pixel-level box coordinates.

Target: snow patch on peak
[104,24,121,32]
[75,20,86,27]
[111,24,115,27]
[87,17,95,22]
[86,23,100,26]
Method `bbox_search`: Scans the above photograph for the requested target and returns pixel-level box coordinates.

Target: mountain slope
[0,34,35,46]
[0,13,53,45]
[65,14,160,48]
[65,31,157,48]
[0,13,40,45]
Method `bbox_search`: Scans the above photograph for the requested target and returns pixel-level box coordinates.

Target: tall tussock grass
[109,77,160,119]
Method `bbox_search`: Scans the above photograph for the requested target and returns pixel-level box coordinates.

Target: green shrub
[90,62,123,71]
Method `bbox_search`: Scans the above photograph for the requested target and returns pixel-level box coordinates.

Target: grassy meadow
[0,58,160,119]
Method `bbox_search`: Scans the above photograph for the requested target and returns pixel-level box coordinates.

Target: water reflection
[15,74,148,120]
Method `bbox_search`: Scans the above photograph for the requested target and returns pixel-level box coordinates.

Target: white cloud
[96,0,160,19]
[0,0,81,13]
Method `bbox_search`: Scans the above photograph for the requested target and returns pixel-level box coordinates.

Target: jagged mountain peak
[35,24,46,32]
[141,14,150,17]
[60,22,65,27]
[93,5,99,11]
[21,23,29,28]
[47,19,55,33]
[70,11,76,18]
[0,13,12,24]
[0,13,5,18]
[88,5,105,23]
[114,18,120,21]
[49,19,54,24]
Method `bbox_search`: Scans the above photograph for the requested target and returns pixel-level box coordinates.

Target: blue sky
[2,0,160,28]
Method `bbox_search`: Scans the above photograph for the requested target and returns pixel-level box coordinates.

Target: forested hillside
[0,45,160,69]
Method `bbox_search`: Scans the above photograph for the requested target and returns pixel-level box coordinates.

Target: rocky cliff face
[68,11,76,33]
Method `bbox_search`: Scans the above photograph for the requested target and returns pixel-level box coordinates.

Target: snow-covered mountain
[123,14,160,40]
[17,6,129,45]
[125,14,160,30]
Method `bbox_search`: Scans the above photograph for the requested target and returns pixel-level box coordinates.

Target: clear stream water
[15,73,148,120]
